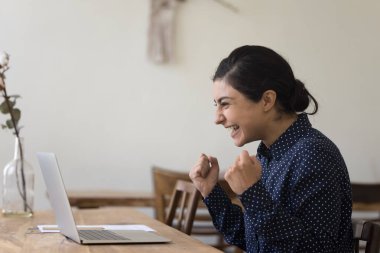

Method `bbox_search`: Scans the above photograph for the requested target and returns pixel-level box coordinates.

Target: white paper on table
[37,224,156,233]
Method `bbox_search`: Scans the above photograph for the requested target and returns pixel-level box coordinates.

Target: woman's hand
[224,150,262,195]
[189,154,219,198]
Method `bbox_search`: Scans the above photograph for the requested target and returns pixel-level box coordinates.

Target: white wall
[0,0,379,210]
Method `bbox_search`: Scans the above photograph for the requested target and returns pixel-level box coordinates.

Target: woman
[189,45,352,252]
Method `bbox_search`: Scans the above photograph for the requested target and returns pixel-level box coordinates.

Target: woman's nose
[214,110,224,125]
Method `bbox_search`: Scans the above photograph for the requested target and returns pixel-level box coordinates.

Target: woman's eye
[213,100,230,108]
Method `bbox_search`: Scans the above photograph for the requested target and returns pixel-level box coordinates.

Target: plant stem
[1,75,31,213]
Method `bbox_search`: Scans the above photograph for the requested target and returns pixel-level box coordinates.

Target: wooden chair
[152,166,243,253]
[165,180,201,235]
[152,166,191,222]
[351,183,380,252]
[353,220,380,253]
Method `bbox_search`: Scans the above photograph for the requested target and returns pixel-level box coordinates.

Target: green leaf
[0,100,15,114]
[12,108,21,122]
[1,124,7,129]
[0,101,6,113]
[6,119,14,129]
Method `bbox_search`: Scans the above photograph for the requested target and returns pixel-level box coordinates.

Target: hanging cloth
[147,0,177,64]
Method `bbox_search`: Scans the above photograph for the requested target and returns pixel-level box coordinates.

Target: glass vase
[2,137,34,217]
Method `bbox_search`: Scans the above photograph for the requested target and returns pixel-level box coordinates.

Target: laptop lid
[37,152,81,243]
[37,152,170,244]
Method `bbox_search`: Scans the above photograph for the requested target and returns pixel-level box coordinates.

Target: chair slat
[165,180,200,235]
[353,220,380,253]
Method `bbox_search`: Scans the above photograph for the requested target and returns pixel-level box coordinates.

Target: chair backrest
[151,166,243,253]
[352,183,380,211]
[353,220,380,253]
[165,180,201,235]
[152,166,191,222]
[152,166,237,222]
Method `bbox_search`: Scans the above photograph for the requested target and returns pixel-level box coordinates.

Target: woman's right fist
[189,154,219,197]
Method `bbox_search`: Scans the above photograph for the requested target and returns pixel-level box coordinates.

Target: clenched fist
[224,150,262,195]
[189,154,219,197]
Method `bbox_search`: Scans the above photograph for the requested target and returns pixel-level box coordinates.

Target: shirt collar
[257,113,312,161]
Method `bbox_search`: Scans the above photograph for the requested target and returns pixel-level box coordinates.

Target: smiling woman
[189,45,353,253]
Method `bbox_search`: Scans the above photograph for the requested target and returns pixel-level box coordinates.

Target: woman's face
[213,79,269,147]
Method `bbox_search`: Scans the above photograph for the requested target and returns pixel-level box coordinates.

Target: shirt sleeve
[203,184,247,250]
[239,143,346,252]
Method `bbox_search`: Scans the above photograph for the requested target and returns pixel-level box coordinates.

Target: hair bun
[289,79,318,114]
[294,79,306,93]
[290,79,309,112]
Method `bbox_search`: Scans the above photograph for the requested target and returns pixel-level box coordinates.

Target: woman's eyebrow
[214,96,232,104]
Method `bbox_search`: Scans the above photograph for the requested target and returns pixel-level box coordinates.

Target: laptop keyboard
[78,230,130,241]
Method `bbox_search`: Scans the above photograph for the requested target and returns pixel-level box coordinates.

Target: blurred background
[0,0,379,211]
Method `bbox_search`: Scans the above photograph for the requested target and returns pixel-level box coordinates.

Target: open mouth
[227,125,240,136]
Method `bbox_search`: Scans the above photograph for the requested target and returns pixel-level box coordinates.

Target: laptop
[37,152,171,245]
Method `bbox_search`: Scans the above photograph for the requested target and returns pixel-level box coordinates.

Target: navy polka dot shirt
[204,113,353,252]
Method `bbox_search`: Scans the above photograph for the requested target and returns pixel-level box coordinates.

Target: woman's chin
[233,138,245,147]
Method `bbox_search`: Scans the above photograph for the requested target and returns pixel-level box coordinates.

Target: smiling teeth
[227,125,238,132]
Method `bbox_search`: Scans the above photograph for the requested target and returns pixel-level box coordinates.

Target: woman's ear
[261,90,277,112]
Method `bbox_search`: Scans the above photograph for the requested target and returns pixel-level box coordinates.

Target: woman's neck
[262,113,298,148]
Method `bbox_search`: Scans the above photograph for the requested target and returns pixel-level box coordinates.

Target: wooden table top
[67,189,243,209]
[0,207,223,253]
[353,202,380,212]
[67,190,155,208]
[67,189,380,212]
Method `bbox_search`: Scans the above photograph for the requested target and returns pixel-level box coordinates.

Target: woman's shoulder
[296,128,339,152]
[289,128,345,168]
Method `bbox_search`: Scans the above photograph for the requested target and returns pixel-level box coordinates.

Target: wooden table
[353,202,380,212]
[0,207,223,253]
[67,190,242,209]
[67,190,155,208]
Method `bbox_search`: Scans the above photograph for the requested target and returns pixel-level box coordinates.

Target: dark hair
[213,45,318,115]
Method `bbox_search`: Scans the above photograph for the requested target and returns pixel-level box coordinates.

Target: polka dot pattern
[204,113,353,252]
